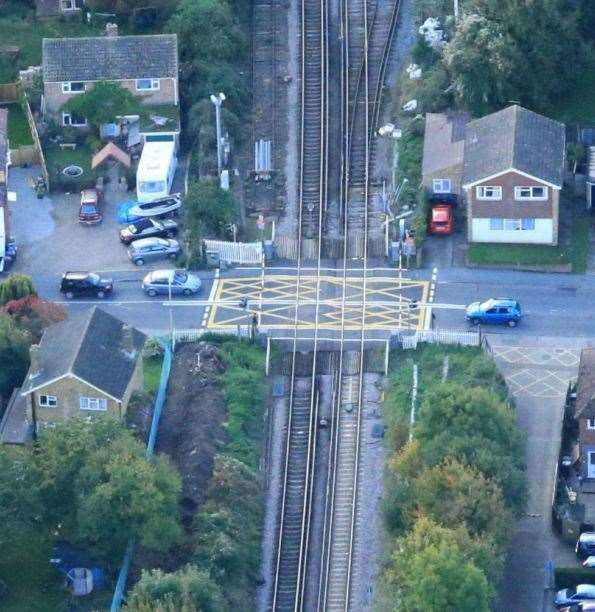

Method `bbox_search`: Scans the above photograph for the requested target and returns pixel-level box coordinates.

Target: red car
[428,193,456,235]
[78,189,102,225]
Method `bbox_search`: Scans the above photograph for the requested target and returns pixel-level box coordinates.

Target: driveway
[9,165,145,276]
[488,336,587,612]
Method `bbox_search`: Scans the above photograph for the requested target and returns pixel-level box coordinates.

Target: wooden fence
[0,82,19,104]
[21,94,49,189]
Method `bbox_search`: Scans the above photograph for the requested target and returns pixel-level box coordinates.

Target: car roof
[130,237,169,247]
[576,584,595,594]
[63,271,91,279]
[580,533,595,542]
[149,269,175,281]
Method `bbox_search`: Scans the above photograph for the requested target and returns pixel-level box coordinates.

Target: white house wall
[471,218,554,244]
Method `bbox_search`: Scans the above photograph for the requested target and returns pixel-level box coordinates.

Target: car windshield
[88,273,100,284]
[174,272,188,284]
[80,205,97,213]
[127,224,138,234]
[566,587,576,596]
[479,300,496,312]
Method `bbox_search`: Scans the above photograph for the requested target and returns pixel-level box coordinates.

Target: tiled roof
[35,0,60,17]
[422,111,470,177]
[21,307,146,400]
[576,348,595,419]
[463,105,565,187]
[42,34,178,82]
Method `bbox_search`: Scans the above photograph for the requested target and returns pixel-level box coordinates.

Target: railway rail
[269,0,400,609]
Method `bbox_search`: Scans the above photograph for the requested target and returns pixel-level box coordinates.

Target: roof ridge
[42,33,177,43]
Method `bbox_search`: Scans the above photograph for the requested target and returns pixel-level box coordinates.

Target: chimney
[121,325,135,358]
[29,344,41,378]
[105,23,119,38]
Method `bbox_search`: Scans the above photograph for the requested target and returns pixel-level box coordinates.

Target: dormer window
[136,79,160,92]
[62,81,85,94]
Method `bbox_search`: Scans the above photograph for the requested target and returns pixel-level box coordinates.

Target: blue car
[465,298,522,328]
[117,200,139,224]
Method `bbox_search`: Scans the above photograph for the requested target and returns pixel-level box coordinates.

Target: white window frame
[79,396,108,412]
[62,111,87,127]
[135,78,160,92]
[489,218,504,231]
[39,394,57,408]
[521,218,535,231]
[588,419,595,430]
[476,186,502,200]
[61,81,85,94]
[514,186,548,201]
[61,0,79,10]
[504,218,522,231]
[432,178,451,194]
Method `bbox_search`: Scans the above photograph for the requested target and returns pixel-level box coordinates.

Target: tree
[32,417,130,531]
[3,295,67,341]
[0,274,36,305]
[75,435,182,556]
[0,313,33,403]
[415,383,524,461]
[124,565,224,612]
[414,459,513,545]
[87,0,179,18]
[63,81,141,132]
[380,517,493,612]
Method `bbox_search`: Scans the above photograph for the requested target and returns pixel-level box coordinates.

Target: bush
[0,275,36,305]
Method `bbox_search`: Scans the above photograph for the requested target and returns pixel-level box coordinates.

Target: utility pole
[454,0,459,20]
[210,92,226,177]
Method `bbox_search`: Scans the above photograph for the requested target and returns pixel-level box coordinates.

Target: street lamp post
[168,272,174,347]
[210,92,226,178]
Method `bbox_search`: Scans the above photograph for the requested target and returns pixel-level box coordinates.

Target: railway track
[269,0,400,609]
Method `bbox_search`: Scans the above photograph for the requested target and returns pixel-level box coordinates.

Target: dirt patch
[157,342,229,524]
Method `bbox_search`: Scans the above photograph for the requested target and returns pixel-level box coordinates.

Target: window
[521,218,535,230]
[39,395,57,408]
[62,111,87,127]
[489,218,504,230]
[504,219,521,231]
[476,186,502,200]
[432,178,451,194]
[136,79,160,92]
[79,397,108,411]
[62,81,85,94]
[514,186,548,201]
[588,419,595,430]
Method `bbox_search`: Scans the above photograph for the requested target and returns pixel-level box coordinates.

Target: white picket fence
[204,240,263,265]
[399,328,480,350]
[172,326,253,347]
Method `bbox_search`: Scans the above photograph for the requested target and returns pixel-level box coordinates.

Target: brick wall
[44,77,177,116]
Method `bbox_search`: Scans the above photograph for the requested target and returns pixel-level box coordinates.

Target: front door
[588,452,595,478]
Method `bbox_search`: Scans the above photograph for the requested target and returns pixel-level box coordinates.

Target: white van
[136,141,177,203]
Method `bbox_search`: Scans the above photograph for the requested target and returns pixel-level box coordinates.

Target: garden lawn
[0,103,33,147]
[44,143,97,191]
[143,354,163,397]
[0,531,63,612]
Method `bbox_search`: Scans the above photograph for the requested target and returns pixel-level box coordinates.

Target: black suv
[60,272,113,299]
[119,217,178,245]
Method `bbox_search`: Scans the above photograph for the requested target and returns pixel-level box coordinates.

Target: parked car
[555,584,595,607]
[127,237,180,266]
[428,193,457,235]
[465,298,522,327]
[78,189,102,225]
[142,269,202,297]
[559,602,595,611]
[60,272,113,299]
[119,217,178,245]
[584,557,595,568]
[117,194,181,223]
[577,533,595,560]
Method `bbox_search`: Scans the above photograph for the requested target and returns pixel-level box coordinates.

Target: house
[13,307,146,436]
[421,111,470,196]
[41,24,179,142]
[574,348,595,480]
[462,105,565,245]
[36,0,85,18]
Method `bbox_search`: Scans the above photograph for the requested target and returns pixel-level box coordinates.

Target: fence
[399,328,480,350]
[204,239,263,265]
[0,82,19,104]
[21,94,49,189]
[173,326,252,348]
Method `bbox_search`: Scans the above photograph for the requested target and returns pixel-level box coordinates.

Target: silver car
[142,269,202,297]
[127,237,180,266]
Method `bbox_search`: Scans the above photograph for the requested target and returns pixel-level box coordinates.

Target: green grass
[0,103,33,147]
[143,355,163,397]
[44,143,98,191]
[0,532,64,612]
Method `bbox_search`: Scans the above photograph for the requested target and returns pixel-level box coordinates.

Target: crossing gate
[204,239,263,265]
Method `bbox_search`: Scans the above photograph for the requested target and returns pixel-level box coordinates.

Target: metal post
[265,336,271,375]
[384,339,389,375]
[210,92,226,177]
[168,274,174,348]
[454,0,459,19]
